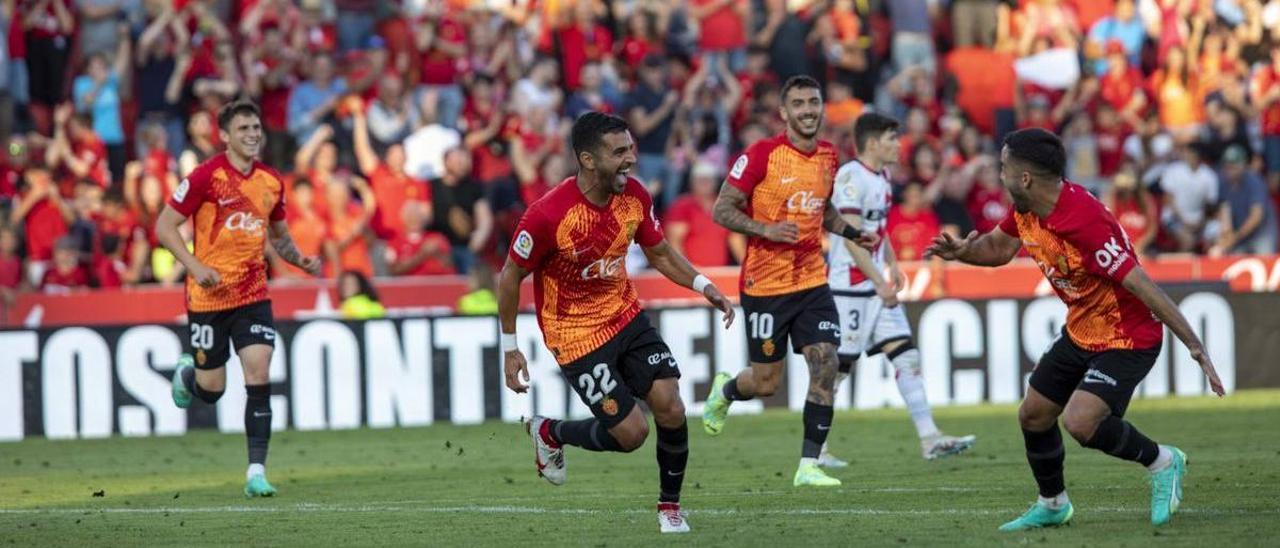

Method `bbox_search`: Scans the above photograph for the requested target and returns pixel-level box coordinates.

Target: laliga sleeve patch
[172,178,190,202]
[729,155,748,179]
[513,230,534,259]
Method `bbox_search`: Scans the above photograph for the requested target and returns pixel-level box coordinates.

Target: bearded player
[701,75,878,487]
[820,112,975,466]
[158,100,322,498]
[499,112,735,533]
[925,128,1225,530]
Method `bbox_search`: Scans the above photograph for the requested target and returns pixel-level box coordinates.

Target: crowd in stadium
[2,0,1280,302]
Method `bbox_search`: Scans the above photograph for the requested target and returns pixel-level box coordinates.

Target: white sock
[247,463,265,479]
[1037,491,1070,510]
[799,457,819,468]
[896,371,939,439]
[1147,445,1173,473]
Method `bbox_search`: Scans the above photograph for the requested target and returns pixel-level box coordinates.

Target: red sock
[539,419,560,448]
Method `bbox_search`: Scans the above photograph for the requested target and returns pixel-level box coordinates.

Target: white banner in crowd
[0,293,1243,441]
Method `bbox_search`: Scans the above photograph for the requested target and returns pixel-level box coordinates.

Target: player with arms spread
[701,75,878,488]
[499,112,735,534]
[925,128,1225,530]
[822,112,975,466]
[157,100,321,498]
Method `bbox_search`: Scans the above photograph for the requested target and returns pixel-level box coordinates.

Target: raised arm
[1120,266,1224,395]
[351,107,379,176]
[924,226,1022,266]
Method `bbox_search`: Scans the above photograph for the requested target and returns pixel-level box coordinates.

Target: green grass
[2,391,1278,547]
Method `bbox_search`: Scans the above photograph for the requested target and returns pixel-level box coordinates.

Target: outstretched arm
[643,239,735,329]
[1121,266,1225,395]
[924,227,1022,266]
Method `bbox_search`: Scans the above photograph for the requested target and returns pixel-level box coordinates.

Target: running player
[821,112,975,466]
[157,100,322,498]
[500,112,735,534]
[701,75,878,487]
[925,128,1225,530]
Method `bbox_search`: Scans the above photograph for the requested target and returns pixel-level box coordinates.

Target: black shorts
[186,300,277,370]
[1029,329,1161,417]
[562,313,680,429]
[740,284,841,363]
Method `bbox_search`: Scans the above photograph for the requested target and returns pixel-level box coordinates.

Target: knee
[754,374,780,397]
[616,422,650,453]
[1017,401,1056,431]
[196,374,226,395]
[1061,409,1101,445]
[652,400,686,430]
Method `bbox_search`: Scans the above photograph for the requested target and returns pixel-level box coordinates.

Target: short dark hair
[854,112,900,152]
[571,111,630,158]
[780,75,822,103]
[1002,128,1065,179]
[217,100,261,131]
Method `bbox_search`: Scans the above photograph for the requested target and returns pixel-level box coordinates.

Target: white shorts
[832,290,913,358]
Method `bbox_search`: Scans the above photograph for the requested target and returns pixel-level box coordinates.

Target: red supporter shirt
[387,231,453,275]
[886,205,940,262]
[166,153,286,312]
[508,176,664,365]
[419,15,466,85]
[1100,67,1145,112]
[20,188,68,262]
[92,256,124,288]
[368,164,430,240]
[693,0,747,51]
[254,55,297,132]
[665,195,729,267]
[967,183,1011,234]
[727,134,838,296]
[462,102,515,183]
[20,0,72,39]
[1250,66,1280,136]
[0,256,22,288]
[998,182,1162,351]
[1096,125,1129,177]
[557,24,613,90]
[1112,194,1156,249]
[41,266,89,292]
[71,136,111,188]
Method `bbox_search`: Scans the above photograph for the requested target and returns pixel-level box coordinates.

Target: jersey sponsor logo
[1094,236,1131,275]
[513,230,533,259]
[224,211,266,234]
[172,179,190,202]
[647,351,673,365]
[218,197,238,207]
[786,190,825,214]
[818,321,840,334]
[581,256,625,280]
[729,155,748,179]
[863,209,886,222]
[780,176,798,184]
[1083,368,1118,386]
[250,324,276,340]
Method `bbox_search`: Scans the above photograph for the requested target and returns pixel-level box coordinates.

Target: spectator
[511,56,563,116]
[20,0,75,133]
[962,154,1011,234]
[1201,99,1252,165]
[665,161,739,267]
[952,0,1003,49]
[352,104,430,244]
[1095,103,1131,179]
[1,133,29,204]
[0,1,21,142]
[414,0,466,129]
[76,0,125,60]
[286,53,348,145]
[565,62,615,120]
[460,73,513,186]
[627,54,681,206]
[275,178,327,279]
[1099,40,1148,128]
[337,269,386,320]
[0,223,23,304]
[690,0,749,73]
[72,27,131,185]
[888,181,942,262]
[427,147,491,274]
[366,73,419,150]
[552,0,614,92]
[1212,145,1278,255]
[1148,46,1203,141]
[887,0,938,75]
[243,20,300,169]
[1063,114,1102,192]
[178,111,218,177]
[65,179,102,258]
[1160,143,1219,252]
[402,91,462,180]
[1251,44,1280,189]
[40,235,86,293]
[46,104,110,189]
[323,174,377,278]
[1103,167,1158,257]
[335,0,377,53]
[1085,0,1144,75]
[386,200,452,276]
[509,106,567,210]
[135,4,191,161]
[456,260,497,315]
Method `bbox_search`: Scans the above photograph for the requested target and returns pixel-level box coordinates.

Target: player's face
[874,130,901,166]
[999,146,1032,213]
[593,130,637,194]
[221,113,264,160]
[780,87,824,139]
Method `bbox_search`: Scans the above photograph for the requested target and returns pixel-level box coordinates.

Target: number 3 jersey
[998,181,1162,351]
[508,176,664,365]
[827,160,892,292]
[166,153,286,313]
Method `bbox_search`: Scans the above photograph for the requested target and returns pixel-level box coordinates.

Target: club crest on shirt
[1056,256,1071,276]
[601,396,619,416]
[513,230,534,259]
[195,349,206,366]
[762,338,776,357]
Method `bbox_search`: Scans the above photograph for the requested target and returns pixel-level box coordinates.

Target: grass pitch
[2,390,1277,547]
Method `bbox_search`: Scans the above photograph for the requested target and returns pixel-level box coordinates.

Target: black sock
[182,366,223,404]
[722,378,748,401]
[1082,415,1159,466]
[1023,425,1066,497]
[656,421,688,503]
[244,384,272,466]
[801,401,834,459]
[550,419,624,452]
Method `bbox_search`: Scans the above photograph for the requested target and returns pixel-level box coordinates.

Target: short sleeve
[1062,208,1138,283]
[726,141,770,194]
[830,164,860,211]
[270,185,287,221]
[167,162,212,217]
[997,210,1020,237]
[630,179,664,247]
[509,206,554,270]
